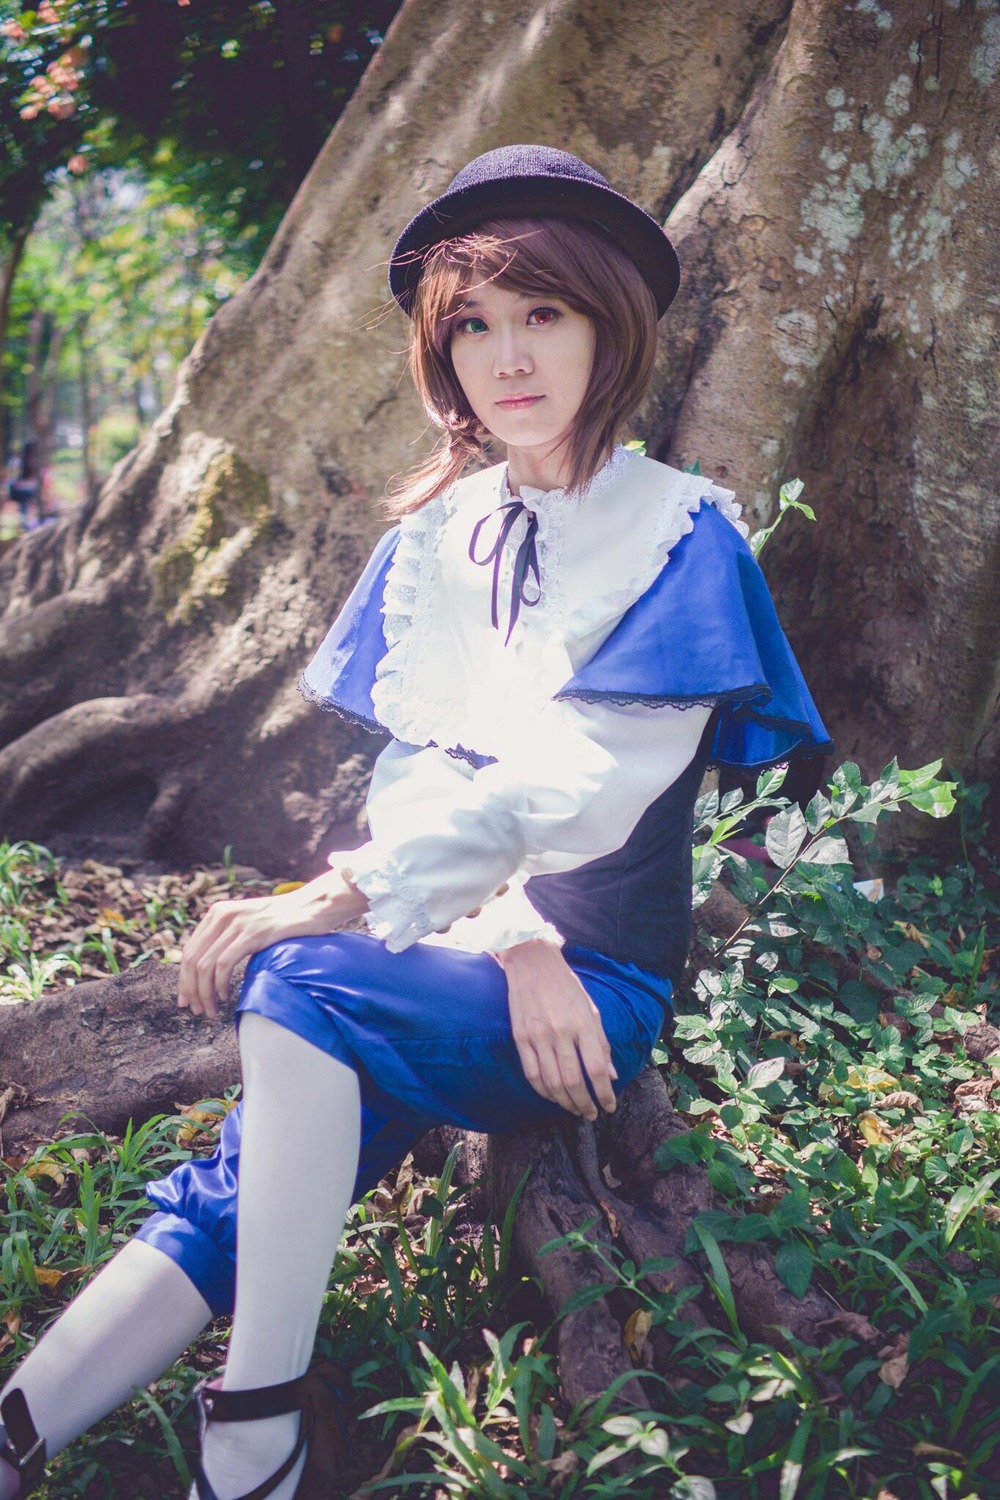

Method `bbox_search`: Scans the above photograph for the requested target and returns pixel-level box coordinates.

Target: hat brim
[389,173,680,319]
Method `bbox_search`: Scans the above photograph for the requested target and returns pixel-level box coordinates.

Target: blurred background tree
[0,0,400,513]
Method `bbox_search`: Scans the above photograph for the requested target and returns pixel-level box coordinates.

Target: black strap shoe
[0,1388,47,1496]
[193,1362,351,1500]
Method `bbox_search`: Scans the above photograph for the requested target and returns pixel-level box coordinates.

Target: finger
[178,907,229,1009]
[515,1037,557,1107]
[577,1031,618,1114]
[193,936,229,1019]
[552,1040,597,1119]
[529,1038,576,1114]
[211,931,256,1013]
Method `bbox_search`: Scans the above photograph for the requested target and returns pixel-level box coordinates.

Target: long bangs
[385,216,659,517]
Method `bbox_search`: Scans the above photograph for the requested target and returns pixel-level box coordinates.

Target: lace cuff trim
[340,852,434,953]
[486,920,565,952]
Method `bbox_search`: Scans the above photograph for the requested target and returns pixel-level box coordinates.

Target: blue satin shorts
[136,932,670,1315]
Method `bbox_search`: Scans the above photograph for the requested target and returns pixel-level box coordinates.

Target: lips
[495,395,544,409]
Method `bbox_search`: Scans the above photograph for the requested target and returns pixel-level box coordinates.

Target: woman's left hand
[177,867,367,1021]
[497,938,618,1121]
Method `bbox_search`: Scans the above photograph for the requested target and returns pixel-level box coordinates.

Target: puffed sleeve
[342,698,712,952]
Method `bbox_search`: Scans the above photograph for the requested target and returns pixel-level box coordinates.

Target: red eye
[528,307,558,326]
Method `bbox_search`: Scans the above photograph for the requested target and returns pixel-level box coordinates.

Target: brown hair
[385,215,659,516]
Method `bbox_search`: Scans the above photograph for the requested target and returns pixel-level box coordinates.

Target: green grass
[1,764,999,1498]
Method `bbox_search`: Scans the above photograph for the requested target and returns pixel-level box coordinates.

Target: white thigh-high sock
[0,1239,212,1500]
[196,1013,361,1500]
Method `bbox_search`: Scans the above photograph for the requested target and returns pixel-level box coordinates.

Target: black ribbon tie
[468,500,542,644]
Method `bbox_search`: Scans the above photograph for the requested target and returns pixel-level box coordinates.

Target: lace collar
[497,443,630,517]
[370,450,747,756]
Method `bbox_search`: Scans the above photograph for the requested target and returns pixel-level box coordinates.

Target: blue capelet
[299,502,831,771]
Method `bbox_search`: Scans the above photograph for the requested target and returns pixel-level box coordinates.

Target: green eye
[464,317,488,334]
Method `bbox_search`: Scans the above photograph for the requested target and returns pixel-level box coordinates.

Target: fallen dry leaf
[24,1157,65,1188]
[544,1450,580,1477]
[953,1078,998,1112]
[878,1333,910,1389]
[174,1105,226,1147]
[600,1198,621,1238]
[880,1090,923,1112]
[624,1308,653,1367]
[815,1309,881,1346]
[858,1112,896,1146]
[912,1441,966,1461]
[32,1265,81,1295]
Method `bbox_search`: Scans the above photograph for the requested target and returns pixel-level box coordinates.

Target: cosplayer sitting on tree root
[0,146,830,1500]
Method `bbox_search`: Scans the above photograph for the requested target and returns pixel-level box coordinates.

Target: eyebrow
[458,292,536,309]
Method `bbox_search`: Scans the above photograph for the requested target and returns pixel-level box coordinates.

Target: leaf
[677,1476,717,1500]
[878,1334,910,1389]
[780,1414,813,1500]
[623,1309,652,1366]
[940,1169,1000,1249]
[639,1427,670,1459]
[880,1090,923,1112]
[799,835,850,866]
[32,1265,75,1294]
[765,807,808,869]
[774,1239,814,1297]
[656,1132,712,1170]
[906,782,957,819]
[756,765,789,798]
[858,1112,894,1146]
[725,1410,753,1435]
[684,1040,722,1067]
[746,1056,786,1091]
[846,1065,899,1093]
[804,789,833,832]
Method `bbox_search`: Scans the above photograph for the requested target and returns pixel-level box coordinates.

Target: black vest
[524,716,715,984]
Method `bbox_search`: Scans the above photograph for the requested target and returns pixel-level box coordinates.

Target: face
[447,281,595,469]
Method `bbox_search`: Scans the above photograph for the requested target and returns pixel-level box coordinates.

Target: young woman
[0,145,830,1500]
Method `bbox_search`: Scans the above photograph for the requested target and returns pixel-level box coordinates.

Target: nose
[493,325,532,379]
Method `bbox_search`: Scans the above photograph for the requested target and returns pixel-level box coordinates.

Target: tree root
[0,964,237,1153]
[489,1062,880,1408]
[1,965,879,1407]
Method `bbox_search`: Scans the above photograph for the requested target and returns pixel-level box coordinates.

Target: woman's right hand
[496,938,617,1121]
[177,866,367,1021]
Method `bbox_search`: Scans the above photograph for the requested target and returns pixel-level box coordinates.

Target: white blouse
[338,448,746,956]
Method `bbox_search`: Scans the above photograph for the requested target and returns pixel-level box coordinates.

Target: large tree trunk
[2,0,996,870]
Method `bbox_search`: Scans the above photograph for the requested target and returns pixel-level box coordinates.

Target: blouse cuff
[339,850,434,953]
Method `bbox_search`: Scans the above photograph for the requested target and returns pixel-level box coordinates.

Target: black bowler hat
[389,144,680,319]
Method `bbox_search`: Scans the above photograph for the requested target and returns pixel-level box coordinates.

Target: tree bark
[2,0,996,867]
[649,0,1000,810]
[6,0,971,873]
[0,964,237,1153]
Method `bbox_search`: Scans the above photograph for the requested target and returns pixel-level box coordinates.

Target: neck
[504,440,576,496]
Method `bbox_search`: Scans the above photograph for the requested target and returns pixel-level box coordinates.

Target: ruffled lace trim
[369,488,450,748]
[564,466,748,641]
[344,852,434,953]
[368,454,751,756]
[297,672,383,731]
